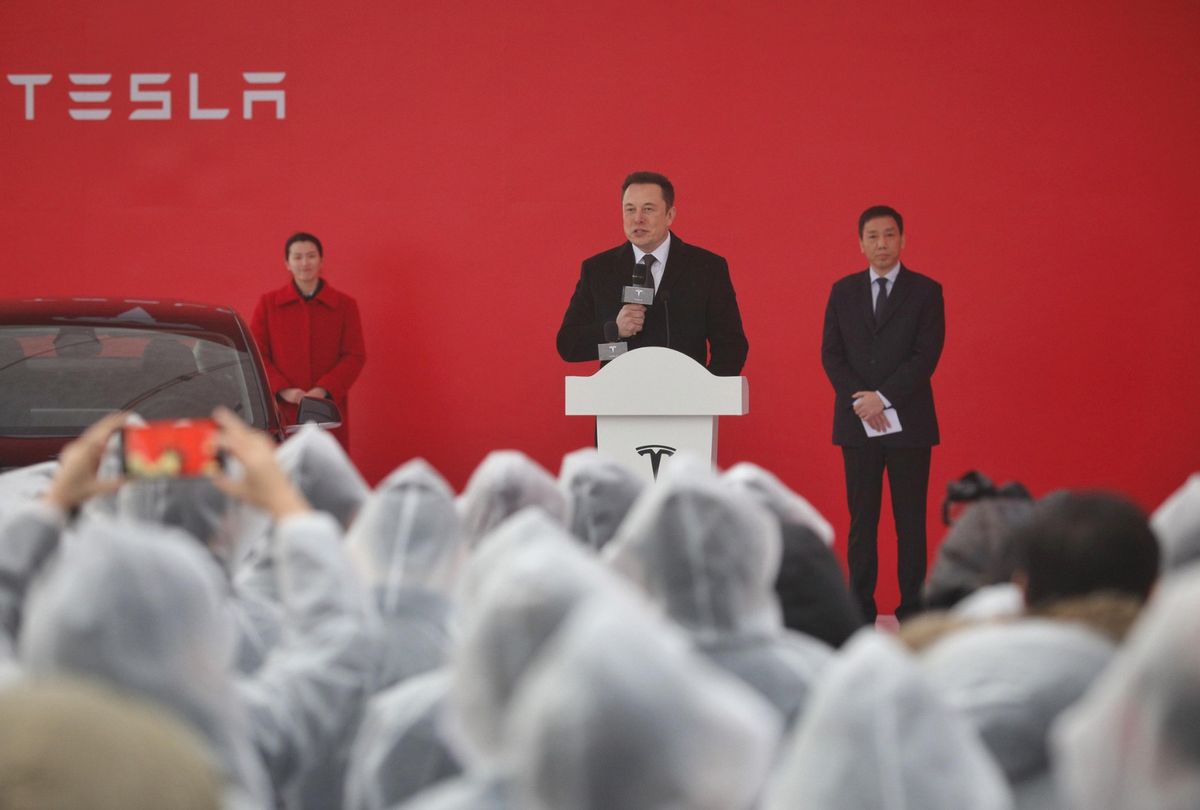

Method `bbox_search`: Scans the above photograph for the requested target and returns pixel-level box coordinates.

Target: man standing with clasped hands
[822,205,945,623]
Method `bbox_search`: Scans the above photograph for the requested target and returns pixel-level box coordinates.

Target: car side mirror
[286,396,343,433]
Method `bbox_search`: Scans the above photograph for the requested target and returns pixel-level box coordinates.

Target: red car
[0,297,294,470]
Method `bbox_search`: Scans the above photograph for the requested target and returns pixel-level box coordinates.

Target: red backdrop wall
[3,0,1197,611]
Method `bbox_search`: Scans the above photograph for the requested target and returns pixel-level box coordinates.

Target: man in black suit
[556,172,748,376]
[821,205,945,622]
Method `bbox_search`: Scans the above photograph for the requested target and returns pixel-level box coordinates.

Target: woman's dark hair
[284,232,323,259]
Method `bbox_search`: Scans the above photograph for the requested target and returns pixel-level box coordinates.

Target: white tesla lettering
[7,74,51,120]
[188,73,228,120]
[130,73,171,120]
[67,73,112,120]
[242,72,285,119]
[4,72,286,121]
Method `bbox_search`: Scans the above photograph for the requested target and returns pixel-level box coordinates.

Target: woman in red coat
[251,232,366,450]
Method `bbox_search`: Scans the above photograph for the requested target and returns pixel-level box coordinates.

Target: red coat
[250,280,366,449]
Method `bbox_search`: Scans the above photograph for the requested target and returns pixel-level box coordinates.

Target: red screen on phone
[122,419,223,478]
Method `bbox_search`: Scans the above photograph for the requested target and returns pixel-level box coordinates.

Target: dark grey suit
[822,264,945,619]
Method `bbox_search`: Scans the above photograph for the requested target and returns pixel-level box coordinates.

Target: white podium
[565,347,749,483]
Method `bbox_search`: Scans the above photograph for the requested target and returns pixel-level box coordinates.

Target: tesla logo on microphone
[636,444,676,480]
[5,72,286,121]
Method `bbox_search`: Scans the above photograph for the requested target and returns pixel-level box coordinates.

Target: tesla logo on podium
[636,444,676,479]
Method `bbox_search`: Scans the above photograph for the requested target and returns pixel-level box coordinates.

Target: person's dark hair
[284,232,323,259]
[774,522,866,647]
[858,205,903,237]
[621,172,675,208]
[1014,491,1160,608]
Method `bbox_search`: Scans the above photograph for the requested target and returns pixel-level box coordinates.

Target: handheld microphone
[631,261,647,288]
[623,258,655,306]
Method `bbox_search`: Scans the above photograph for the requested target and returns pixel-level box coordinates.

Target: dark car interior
[0,327,257,436]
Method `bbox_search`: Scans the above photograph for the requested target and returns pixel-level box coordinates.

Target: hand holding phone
[45,412,127,510]
[210,406,310,519]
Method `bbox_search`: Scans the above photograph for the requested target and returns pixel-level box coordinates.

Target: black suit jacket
[821,265,944,447]
[556,233,749,376]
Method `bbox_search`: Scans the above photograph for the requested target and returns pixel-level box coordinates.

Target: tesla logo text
[6,72,286,121]
[636,444,676,480]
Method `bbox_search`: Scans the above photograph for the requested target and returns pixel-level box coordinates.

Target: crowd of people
[0,410,1197,809]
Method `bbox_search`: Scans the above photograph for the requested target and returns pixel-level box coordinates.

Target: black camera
[942,470,1031,525]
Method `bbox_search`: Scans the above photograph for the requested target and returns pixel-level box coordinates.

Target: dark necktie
[642,255,657,289]
[874,277,888,324]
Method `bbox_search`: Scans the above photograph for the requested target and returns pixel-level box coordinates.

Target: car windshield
[0,325,268,436]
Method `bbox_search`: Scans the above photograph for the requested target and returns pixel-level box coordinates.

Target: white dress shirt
[867,261,901,409]
[632,234,671,289]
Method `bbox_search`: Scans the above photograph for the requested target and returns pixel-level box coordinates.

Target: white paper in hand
[859,405,902,437]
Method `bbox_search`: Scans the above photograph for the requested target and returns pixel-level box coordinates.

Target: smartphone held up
[121,418,225,479]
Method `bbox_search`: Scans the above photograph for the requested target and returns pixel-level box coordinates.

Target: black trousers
[841,444,931,622]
